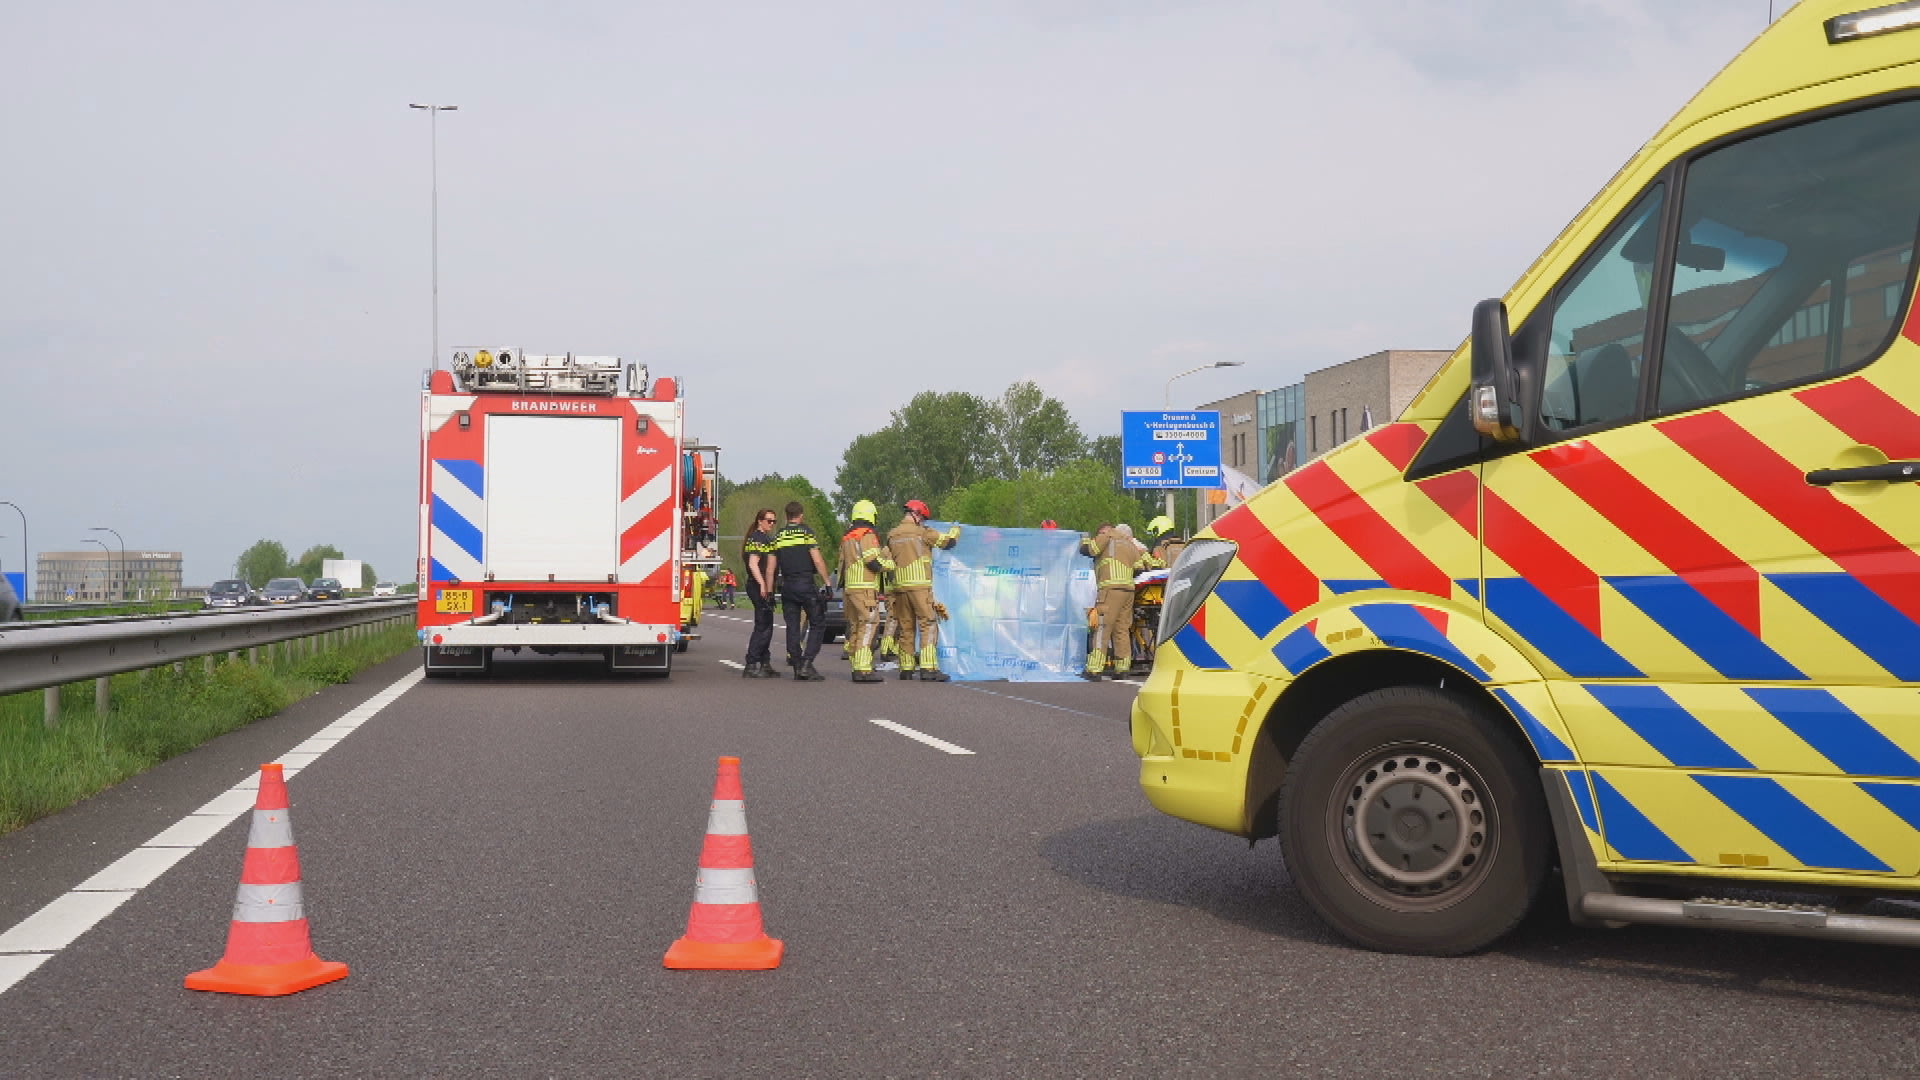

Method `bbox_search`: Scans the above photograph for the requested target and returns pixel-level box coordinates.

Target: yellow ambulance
[1134,0,1920,954]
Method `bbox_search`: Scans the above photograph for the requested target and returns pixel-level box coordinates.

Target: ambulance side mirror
[1470,298,1522,442]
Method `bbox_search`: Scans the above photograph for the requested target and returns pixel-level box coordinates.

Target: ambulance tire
[1279,686,1549,956]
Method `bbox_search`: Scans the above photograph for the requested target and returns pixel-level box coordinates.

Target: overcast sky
[2,0,1782,588]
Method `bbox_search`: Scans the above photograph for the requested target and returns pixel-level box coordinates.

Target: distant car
[260,578,307,605]
[0,576,18,623]
[821,576,848,643]
[306,577,346,601]
[204,579,255,609]
[372,581,399,597]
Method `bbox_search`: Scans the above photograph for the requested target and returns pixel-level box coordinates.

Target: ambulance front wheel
[1278,686,1550,956]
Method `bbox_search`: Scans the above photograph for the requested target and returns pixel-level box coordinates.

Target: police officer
[1081,522,1156,679]
[838,500,897,684]
[740,508,781,677]
[1146,514,1186,568]
[771,501,833,681]
[887,499,961,681]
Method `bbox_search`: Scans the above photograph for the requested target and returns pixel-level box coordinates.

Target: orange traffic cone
[663,756,784,970]
[185,763,349,996]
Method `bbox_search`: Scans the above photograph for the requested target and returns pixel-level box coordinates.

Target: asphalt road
[3,613,1919,1077]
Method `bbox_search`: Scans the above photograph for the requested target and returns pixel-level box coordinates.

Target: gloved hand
[943,526,961,542]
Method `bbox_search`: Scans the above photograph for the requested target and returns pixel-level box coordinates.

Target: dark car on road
[203,579,255,609]
[260,578,307,605]
[306,577,346,601]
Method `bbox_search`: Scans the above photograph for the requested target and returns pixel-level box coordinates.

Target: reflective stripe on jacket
[839,526,895,591]
[887,515,955,589]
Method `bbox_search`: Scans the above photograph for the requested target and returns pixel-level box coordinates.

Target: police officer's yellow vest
[839,526,893,591]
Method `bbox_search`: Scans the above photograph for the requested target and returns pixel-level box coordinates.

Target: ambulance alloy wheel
[1279,686,1549,956]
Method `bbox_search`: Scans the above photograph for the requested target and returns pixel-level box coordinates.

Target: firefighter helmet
[1040,519,1058,529]
[851,499,878,523]
[903,499,933,518]
[1147,515,1175,537]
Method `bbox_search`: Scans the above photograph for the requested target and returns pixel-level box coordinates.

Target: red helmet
[1040,519,1058,529]
[903,499,932,518]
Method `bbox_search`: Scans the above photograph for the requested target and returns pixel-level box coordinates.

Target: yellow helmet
[851,499,878,523]
[1147,515,1175,537]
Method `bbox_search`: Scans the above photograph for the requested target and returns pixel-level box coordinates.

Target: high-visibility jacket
[887,515,958,589]
[1154,536,1187,567]
[839,525,896,591]
[1082,533,1154,589]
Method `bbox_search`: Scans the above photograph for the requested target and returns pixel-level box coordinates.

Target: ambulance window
[1656,97,1920,413]
[1539,187,1664,432]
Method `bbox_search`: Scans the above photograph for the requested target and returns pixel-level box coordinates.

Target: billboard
[1119,411,1223,489]
[321,558,364,589]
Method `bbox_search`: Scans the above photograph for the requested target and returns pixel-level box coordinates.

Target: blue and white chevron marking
[430,459,485,583]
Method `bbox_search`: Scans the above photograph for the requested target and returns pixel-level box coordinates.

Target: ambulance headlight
[1157,538,1237,643]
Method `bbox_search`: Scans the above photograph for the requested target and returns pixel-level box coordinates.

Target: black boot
[798,661,826,682]
[918,669,951,682]
[898,668,917,681]
[741,662,757,678]
[851,670,884,684]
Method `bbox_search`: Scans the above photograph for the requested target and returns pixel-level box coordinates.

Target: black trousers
[746,585,776,665]
[781,579,827,666]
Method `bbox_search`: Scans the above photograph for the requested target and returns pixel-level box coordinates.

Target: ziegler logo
[511,400,601,413]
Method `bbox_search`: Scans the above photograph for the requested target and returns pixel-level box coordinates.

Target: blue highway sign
[1120,411,1223,489]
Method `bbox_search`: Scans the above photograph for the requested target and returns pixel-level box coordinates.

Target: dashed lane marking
[0,666,427,997]
[718,659,745,670]
[868,718,974,756]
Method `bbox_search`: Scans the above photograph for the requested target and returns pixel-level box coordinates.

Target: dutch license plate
[435,588,474,614]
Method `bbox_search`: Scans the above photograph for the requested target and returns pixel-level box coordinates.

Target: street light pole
[82,538,110,602]
[0,501,24,602]
[409,103,458,371]
[90,527,126,601]
[1161,361,1246,525]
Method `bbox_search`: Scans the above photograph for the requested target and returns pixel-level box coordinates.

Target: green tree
[988,381,1085,479]
[940,458,1146,534]
[359,563,378,589]
[292,544,344,582]
[235,540,290,588]
[833,390,995,516]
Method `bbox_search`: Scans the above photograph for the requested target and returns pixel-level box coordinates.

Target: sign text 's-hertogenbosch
[1119,411,1223,489]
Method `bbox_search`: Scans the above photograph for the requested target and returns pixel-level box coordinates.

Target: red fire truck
[416,348,716,677]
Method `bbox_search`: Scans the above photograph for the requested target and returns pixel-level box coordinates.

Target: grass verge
[0,624,418,835]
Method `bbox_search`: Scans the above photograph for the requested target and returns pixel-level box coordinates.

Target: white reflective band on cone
[693,866,759,905]
[705,800,748,836]
[246,810,295,849]
[231,882,306,923]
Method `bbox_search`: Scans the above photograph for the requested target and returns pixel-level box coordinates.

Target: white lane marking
[868,718,974,756]
[706,614,751,623]
[717,659,744,670]
[0,891,138,953]
[73,846,195,892]
[0,665,427,995]
[954,683,1117,722]
[0,954,50,995]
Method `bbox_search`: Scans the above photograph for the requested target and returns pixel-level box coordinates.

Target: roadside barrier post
[95,676,110,716]
[43,686,59,729]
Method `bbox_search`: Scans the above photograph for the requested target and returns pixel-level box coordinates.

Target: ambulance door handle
[1804,460,1920,486]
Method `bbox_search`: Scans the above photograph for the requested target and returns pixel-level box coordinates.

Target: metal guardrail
[0,599,417,725]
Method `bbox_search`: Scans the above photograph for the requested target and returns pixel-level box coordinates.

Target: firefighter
[771,500,833,681]
[1081,522,1156,679]
[887,499,961,681]
[878,565,901,669]
[1147,514,1186,567]
[838,500,896,684]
